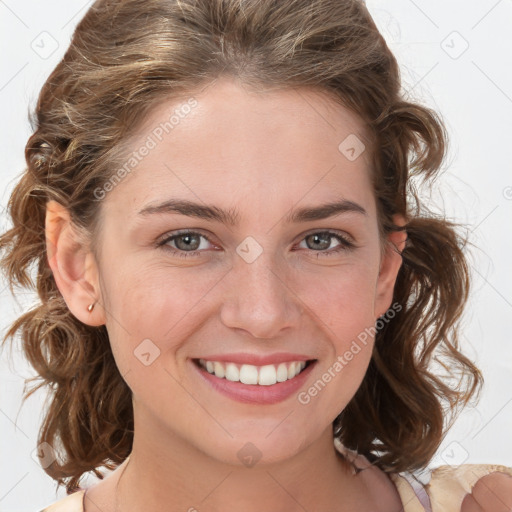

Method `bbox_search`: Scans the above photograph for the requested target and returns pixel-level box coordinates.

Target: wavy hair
[0,0,482,493]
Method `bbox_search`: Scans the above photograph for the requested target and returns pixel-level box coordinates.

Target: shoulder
[38,489,85,512]
[389,463,512,512]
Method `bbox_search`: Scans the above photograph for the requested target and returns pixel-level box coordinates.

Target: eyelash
[156,229,356,259]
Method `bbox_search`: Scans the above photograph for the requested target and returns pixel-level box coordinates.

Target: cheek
[300,266,379,406]
[102,264,220,364]
[298,259,380,334]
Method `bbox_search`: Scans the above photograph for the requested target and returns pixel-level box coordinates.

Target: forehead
[132,78,371,157]
[103,77,375,220]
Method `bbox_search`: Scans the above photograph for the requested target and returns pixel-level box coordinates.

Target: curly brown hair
[0,0,483,494]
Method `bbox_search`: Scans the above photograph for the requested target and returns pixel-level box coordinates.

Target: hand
[461,472,512,511]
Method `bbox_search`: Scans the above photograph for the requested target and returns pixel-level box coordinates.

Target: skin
[45,77,412,511]
[461,472,512,511]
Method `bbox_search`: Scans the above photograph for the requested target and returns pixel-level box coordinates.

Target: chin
[195,428,312,468]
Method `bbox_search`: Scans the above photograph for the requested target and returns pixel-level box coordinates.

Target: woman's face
[89,78,403,466]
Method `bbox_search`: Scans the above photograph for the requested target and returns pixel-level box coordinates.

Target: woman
[1,0,511,510]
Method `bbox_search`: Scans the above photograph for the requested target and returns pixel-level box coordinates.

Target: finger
[466,472,512,512]
[461,493,485,512]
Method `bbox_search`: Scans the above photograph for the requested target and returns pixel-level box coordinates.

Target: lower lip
[191,359,317,405]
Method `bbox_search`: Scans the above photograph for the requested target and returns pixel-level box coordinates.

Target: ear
[45,200,105,326]
[374,214,407,318]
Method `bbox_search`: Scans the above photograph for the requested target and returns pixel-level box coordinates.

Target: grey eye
[171,233,203,251]
[304,232,338,251]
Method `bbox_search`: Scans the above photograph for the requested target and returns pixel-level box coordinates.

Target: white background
[1,1,511,510]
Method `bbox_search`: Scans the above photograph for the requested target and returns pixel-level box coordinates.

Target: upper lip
[193,352,316,366]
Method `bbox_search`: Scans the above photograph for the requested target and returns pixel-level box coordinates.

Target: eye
[157,230,216,258]
[156,229,356,259]
[297,230,356,257]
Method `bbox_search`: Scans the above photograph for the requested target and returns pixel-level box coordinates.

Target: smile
[195,359,311,386]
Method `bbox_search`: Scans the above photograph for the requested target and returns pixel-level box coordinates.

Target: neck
[114,410,373,511]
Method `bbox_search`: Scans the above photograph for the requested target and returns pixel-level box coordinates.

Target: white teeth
[287,362,296,379]
[276,363,288,382]
[240,364,258,385]
[225,362,239,382]
[197,359,309,386]
[258,364,277,386]
[213,361,225,379]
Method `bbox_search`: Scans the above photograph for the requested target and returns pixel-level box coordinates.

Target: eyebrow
[137,198,367,225]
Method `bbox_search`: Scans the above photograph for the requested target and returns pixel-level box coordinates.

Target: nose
[219,253,303,339]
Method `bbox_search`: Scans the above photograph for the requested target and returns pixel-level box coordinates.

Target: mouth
[190,356,318,404]
[193,358,316,386]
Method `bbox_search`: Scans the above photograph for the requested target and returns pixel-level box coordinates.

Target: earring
[87,302,95,312]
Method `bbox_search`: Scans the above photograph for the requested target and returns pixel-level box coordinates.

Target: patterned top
[39,440,512,512]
